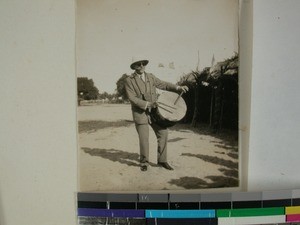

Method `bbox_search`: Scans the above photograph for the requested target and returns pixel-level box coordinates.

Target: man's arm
[124,78,148,110]
[150,74,189,93]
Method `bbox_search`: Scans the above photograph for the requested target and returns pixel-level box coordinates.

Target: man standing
[124,58,188,171]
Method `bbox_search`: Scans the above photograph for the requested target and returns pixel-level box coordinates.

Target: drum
[150,91,187,128]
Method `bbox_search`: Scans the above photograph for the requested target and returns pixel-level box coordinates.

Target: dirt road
[78,104,238,192]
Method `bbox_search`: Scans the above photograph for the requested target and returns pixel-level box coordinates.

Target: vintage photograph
[77,0,239,192]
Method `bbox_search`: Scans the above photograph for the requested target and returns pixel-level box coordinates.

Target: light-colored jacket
[125,72,178,124]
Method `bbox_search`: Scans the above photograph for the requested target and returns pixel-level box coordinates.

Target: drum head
[156,91,187,122]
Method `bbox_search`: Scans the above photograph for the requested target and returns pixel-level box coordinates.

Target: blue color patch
[145,210,215,218]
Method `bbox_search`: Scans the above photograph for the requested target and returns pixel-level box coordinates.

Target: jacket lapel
[132,73,146,94]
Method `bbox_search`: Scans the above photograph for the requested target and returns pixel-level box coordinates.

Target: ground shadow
[82,147,140,167]
[205,175,239,188]
[171,153,239,189]
[170,123,238,156]
[214,143,237,151]
[219,168,238,178]
[168,137,186,142]
[78,120,133,133]
[168,175,238,189]
[212,141,238,160]
[181,153,238,170]
[82,147,159,168]
[168,176,210,189]
[227,152,238,159]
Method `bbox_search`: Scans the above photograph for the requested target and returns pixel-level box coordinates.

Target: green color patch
[217,207,285,218]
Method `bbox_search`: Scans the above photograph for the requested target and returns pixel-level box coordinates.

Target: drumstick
[174,91,183,105]
[157,101,176,109]
[157,105,173,114]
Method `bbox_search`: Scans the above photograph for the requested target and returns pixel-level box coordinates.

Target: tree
[77,77,99,100]
[99,92,109,100]
[115,74,129,100]
[177,54,239,131]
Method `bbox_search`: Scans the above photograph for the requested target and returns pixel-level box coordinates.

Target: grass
[78,120,133,133]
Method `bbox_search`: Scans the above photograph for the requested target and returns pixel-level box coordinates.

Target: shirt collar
[135,72,145,76]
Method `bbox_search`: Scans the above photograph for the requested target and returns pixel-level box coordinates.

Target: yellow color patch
[286,206,300,215]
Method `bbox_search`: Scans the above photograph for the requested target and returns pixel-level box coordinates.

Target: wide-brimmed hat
[130,58,149,70]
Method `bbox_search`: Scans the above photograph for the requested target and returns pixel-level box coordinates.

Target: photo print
[77,0,239,192]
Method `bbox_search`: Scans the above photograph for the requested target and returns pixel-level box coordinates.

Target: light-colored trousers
[135,122,168,166]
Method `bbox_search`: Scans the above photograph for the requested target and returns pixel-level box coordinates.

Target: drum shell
[150,91,187,128]
[150,108,177,128]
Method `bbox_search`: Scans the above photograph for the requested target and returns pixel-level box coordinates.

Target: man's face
[134,62,146,74]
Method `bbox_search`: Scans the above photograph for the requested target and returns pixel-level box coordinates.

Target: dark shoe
[158,162,174,170]
[140,165,147,171]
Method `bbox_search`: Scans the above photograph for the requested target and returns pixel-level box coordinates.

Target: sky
[76,0,239,94]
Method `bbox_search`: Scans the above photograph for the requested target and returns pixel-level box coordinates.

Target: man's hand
[147,102,157,110]
[177,85,189,93]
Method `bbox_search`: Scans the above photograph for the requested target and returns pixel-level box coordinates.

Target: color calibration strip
[286,206,300,222]
[77,189,300,224]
